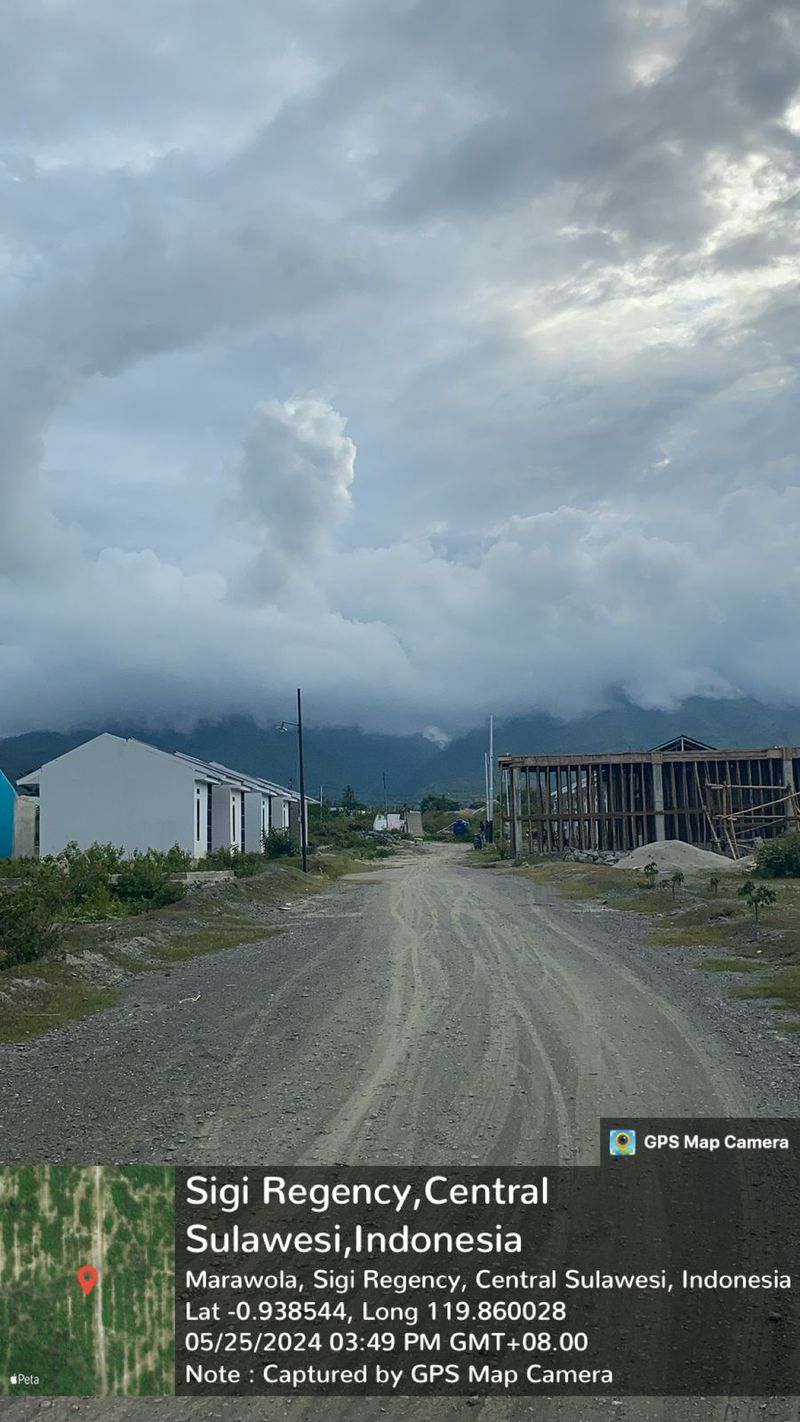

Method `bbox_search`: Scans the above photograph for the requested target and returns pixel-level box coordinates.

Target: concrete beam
[652,760,666,842]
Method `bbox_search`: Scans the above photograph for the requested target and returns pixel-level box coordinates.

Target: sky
[1,0,799,739]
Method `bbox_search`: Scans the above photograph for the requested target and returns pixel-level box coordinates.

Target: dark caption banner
[174,1119,799,1397]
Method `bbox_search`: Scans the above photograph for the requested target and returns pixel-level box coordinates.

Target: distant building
[372,810,424,837]
[16,733,307,859]
[499,736,800,859]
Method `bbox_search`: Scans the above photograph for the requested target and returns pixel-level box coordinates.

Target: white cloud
[0,0,799,737]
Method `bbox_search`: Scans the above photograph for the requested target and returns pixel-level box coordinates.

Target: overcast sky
[1,0,799,739]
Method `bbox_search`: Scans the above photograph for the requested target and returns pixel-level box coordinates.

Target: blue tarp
[452,818,469,836]
[0,770,15,858]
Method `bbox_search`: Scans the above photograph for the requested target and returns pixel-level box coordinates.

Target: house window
[196,790,201,841]
[206,787,213,853]
[231,796,236,843]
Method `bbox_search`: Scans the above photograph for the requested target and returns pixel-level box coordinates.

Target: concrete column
[782,755,798,830]
[510,767,523,858]
[652,759,666,842]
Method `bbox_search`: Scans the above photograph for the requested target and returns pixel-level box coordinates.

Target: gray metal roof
[17,733,310,801]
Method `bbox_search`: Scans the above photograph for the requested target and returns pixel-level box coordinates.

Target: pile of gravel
[615,839,755,876]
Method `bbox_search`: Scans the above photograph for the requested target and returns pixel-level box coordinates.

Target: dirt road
[1,844,797,1421]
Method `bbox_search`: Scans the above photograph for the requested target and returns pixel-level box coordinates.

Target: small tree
[669,869,685,899]
[643,860,658,889]
[708,874,720,897]
[341,785,360,812]
[738,880,777,923]
[420,793,459,814]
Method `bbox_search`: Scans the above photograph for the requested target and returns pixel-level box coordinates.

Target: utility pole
[382,770,389,831]
[488,713,494,843]
[296,688,307,873]
[276,690,308,872]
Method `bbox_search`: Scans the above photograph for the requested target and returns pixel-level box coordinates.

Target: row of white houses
[17,733,309,859]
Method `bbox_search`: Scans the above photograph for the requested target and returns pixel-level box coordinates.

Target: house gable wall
[37,734,195,857]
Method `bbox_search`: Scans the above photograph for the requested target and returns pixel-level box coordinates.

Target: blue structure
[452,818,469,838]
[0,769,15,859]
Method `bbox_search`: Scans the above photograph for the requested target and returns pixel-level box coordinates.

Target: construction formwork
[498,746,800,860]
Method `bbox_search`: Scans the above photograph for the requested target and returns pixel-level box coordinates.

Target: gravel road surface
[1,844,797,1422]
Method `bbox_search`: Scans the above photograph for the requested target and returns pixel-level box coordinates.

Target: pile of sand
[615,839,754,876]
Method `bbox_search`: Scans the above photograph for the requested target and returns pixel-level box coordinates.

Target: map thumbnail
[1,1165,174,1396]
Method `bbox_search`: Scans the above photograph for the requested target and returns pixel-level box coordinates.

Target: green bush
[0,864,66,966]
[57,841,124,909]
[161,843,193,872]
[203,847,266,878]
[68,884,130,921]
[113,850,187,910]
[755,833,800,879]
[263,830,298,859]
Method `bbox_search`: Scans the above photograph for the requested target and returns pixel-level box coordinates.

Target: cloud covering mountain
[1,0,799,736]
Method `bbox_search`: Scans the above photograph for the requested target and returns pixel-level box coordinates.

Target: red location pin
[76,1265,98,1297]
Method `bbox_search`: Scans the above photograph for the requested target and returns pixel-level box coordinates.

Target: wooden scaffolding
[499,742,800,860]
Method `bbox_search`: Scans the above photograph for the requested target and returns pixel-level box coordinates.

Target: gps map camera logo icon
[609,1128,636,1157]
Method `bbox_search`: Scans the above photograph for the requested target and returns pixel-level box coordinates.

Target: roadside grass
[147,919,277,963]
[505,858,800,1029]
[0,960,118,1043]
[511,861,645,900]
[697,957,765,973]
[463,844,507,868]
[732,967,800,1031]
[0,848,380,1042]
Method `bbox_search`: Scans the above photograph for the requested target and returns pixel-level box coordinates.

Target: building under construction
[499,736,800,860]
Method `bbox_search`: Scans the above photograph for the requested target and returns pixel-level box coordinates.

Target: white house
[16,733,307,859]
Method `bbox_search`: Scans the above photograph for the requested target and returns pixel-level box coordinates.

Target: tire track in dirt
[2,846,796,1422]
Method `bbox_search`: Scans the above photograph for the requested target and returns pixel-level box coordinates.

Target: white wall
[37,735,195,857]
[243,791,265,852]
[210,784,245,851]
[194,782,211,859]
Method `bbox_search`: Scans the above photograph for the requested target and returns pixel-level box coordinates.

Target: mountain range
[2,697,800,805]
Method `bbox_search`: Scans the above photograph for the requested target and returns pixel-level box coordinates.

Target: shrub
[263,830,298,859]
[57,841,124,910]
[68,884,129,921]
[755,833,800,879]
[203,847,265,878]
[113,850,187,911]
[162,843,193,872]
[643,860,658,888]
[0,864,66,966]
